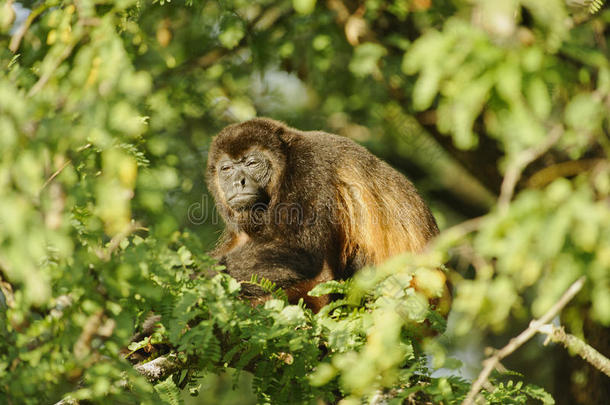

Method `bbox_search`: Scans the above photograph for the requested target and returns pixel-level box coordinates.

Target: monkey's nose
[234,177,246,188]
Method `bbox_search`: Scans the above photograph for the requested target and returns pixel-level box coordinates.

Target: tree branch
[54,354,185,405]
[462,276,586,405]
[9,1,56,53]
[537,323,610,377]
[40,159,72,192]
[526,158,604,188]
[27,41,77,97]
[133,354,184,382]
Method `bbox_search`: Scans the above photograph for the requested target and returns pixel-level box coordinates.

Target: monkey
[206,117,450,314]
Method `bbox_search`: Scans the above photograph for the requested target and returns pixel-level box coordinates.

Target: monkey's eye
[220,164,232,172]
[245,159,259,167]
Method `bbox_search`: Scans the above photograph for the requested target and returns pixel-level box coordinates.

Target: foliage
[0,0,608,404]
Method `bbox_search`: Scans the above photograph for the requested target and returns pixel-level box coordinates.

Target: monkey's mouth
[228,193,258,202]
[228,193,261,209]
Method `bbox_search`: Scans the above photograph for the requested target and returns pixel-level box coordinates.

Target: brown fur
[207,118,445,312]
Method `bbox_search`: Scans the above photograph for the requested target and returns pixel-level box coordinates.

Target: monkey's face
[217,150,272,211]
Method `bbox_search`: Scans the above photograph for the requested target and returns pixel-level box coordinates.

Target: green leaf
[219,20,245,50]
[524,383,555,404]
[154,377,183,405]
[277,305,306,325]
[349,43,387,77]
[309,363,337,386]
[526,77,551,120]
[293,0,317,15]
[565,93,603,131]
[412,67,441,111]
[308,280,349,296]
[396,291,429,323]
[495,61,522,104]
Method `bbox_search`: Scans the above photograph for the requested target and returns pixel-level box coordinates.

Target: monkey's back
[296,130,439,270]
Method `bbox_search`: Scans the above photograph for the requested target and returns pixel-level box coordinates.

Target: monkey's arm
[219,242,325,301]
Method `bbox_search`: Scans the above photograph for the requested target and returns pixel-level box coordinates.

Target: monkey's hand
[220,242,326,305]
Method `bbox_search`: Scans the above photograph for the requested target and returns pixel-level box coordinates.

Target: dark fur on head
[207,119,290,234]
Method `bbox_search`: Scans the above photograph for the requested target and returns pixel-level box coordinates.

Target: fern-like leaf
[589,0,605,13]
[154,376,183,405]
[244,274,288,301]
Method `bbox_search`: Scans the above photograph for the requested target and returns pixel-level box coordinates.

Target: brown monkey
[206,118,449,313]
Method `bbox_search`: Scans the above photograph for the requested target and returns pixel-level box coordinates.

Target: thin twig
[537,323,610,377]
[443,216,484,238]
[462,276,586,405]
[40,159,72,192]
[73,310,104,360]
[526,158,604,188]
[9,2,55,53]
[497,125,563,213]
[28,42,76,97]
[95,222,148,261]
